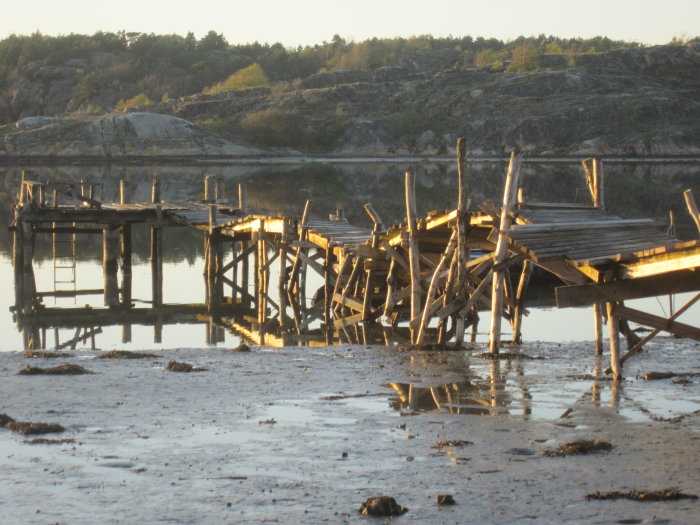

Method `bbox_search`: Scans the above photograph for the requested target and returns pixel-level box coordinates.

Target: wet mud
[17,364,93,375]
[1,340,699,524]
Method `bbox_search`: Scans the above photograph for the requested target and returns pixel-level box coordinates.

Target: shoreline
[2,154,700,167]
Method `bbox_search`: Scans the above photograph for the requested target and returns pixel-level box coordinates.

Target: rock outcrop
[1,113,265,158]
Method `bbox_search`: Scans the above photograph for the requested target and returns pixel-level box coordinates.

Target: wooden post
[119,180,127,205]
[593,158,604,210]
[21,221,36,312]
[684,189,700,235]
[278,222,288,326]
[215,176,223,203]
[593,303,604,355]
[151,178,162,309]
[238,183,248,214]
[511,259,532,344]
[206,205,219,313]
[405,172,421,343]
[257,224,268,324]
[607,302,621,380]
[120,183,132,307]
[489,151,523,354]
[323,249,332,327]
[103,225,120,308]
[583,158,605,210]
[242,241,250,308]
[204,175,212,203]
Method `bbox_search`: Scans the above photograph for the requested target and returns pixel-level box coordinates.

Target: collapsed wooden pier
[9,145,700,379]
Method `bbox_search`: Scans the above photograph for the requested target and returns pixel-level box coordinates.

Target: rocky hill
[1,39,699,158]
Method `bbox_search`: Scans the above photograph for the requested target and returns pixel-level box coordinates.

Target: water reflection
[2,160,699,258]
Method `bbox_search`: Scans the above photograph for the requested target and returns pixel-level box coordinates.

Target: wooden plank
[613,304,700,341]
[620,248,700,278]
[556,269,700,307]
[510,218,655,234]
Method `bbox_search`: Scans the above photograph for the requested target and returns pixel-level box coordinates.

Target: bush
[241,108,302,147]
[203,63,269,94]
[115,93,152,111]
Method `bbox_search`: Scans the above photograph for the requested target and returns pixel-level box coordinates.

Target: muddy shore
[1,341,699,524]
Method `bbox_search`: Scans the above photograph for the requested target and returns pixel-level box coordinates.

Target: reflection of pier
[9,144,700,379]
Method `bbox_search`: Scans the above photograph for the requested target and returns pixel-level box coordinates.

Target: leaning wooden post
[489,151,523,354]
[511,259,532,344]
[607,302,621,381]
[287,200,312,298]
[405,172,421,343]
[684,189,700,235]
[593,303,604,355]
[416,229,458,344]
[362,203,383,322]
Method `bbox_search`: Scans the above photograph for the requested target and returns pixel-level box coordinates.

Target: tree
[510,41,540,73]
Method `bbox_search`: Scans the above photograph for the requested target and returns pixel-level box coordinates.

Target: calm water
[1,159,699,352]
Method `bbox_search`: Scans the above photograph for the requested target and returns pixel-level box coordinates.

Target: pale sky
[3,0,699,47]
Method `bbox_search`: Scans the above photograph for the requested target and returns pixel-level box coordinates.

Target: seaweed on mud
[474,352,544,360]
[436,494,456,505]
[232,344,251,352]
[359,496,408,516]
[433,440,473,449]
[641,371,700,381]
[23,351,73,359]
[97,350,159,359]
[539,439,613,457]
[585,489,698,502]
[17,364,93,375]
[166,360,206,372]
[322,392,387,401]
[6,421,65,435]
[23,438,75,445]
[2,413,65,435]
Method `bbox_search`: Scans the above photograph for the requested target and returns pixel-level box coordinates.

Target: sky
[3,0,699,47]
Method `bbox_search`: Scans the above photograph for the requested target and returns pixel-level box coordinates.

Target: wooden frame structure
[9,149,700,379]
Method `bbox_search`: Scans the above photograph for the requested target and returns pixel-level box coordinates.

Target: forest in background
[1,31,698,156]
[0,31,657,120]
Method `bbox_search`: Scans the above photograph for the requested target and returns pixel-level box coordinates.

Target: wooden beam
[556,269,700,307]
[612,304,700,341]
[609,292,700,373]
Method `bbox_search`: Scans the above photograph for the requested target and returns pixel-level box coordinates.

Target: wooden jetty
[9,149,700,379]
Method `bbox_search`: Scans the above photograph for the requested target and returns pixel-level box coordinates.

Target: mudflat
[1,340,698,524]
